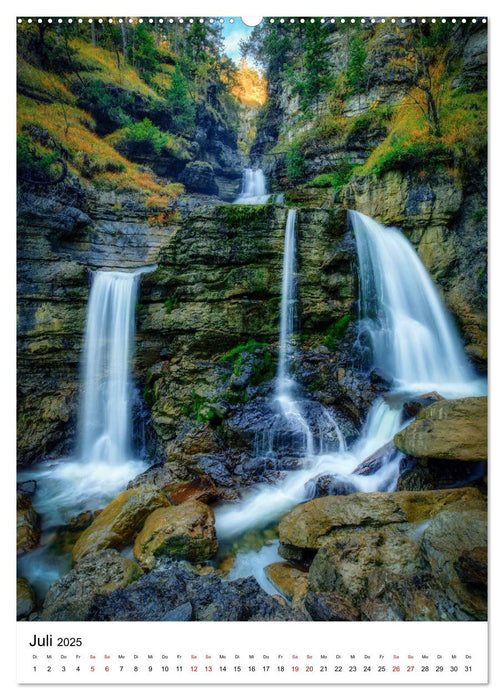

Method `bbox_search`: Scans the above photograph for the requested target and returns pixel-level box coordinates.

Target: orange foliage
[231,59,267,108]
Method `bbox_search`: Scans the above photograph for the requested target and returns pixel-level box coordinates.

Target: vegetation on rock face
[16,18,247,200]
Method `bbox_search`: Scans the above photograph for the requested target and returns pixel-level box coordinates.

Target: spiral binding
[16,17,488,25]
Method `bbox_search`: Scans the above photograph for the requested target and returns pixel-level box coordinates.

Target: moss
[368,142,453,177]
[215,203,273,228]
[324,314,352,350]
[218,339,269,363]
[164,297,178,314]
[143,384,155,406]
[308,160,357,190]
[472,208,487,224]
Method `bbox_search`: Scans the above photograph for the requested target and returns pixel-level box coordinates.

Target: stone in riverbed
[394,396,487,461]
[86,559,307,621]
[264,561,309,602]
[168,474,218,505]
[133,501,218,567]
[72,485,170,563]
[278,488,486,621]
[422,508,487,619]
[41,550,143,621]
[303,591,360,621]
[279,488,485,553]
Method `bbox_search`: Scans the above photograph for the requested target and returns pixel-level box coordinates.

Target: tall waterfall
[80,270,141,465]
[275,209,315,456]
[234,168,269,204]
[351,210,480,397]
[21,268,151,530]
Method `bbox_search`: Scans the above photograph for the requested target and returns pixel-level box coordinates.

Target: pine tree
[347,34,368,94]
[166,63,196,134]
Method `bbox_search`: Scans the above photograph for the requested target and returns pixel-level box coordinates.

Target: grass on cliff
[17,94,183,200]
[360,89,487,178]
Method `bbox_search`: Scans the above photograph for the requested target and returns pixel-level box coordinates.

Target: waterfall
[234,168,270,204]
[20,267,152,530]
[351,210,481,397]
[216,209,486,544]
[80,270,140,465]
[274,209,315,456]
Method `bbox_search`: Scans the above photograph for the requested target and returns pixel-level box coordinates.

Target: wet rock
[401,391,444,420]
[17,493,40,556]
[17,577,36,619]
[86,560,307,621]
[279,488,486,621]
[72,485,170,563]
[304,473,357,498]
[454,546,487,587]
[264,562,309,602]
[397,457,487,491]
[394,397,487,461]
[168,475,219,505]
[17,480,37,497]
[67,510,93,532]
[279,488,485,554]
[133,501,218,567]
[352,439,396,476]
[304,592,360,621]
[41,550,143,621]
[422,508,487,619]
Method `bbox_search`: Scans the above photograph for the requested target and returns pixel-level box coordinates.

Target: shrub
[286,143,307,184]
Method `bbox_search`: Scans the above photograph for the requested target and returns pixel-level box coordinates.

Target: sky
[220,17,262,68]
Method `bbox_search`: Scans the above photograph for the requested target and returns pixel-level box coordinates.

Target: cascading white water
[20,268,152,530]
[217,209,486,548]
[234,168,270,204]
[351,210,482,397]
[275,209,315,456]
[80,270,139,465]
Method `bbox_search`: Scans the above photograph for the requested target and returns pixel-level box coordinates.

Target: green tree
[347,34,368,94]
[166,63,196,134]
[286,143,307,184]
[297,22,333,112]
[131,23,158,79]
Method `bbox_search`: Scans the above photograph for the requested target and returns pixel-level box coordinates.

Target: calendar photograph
[16,14,487,639]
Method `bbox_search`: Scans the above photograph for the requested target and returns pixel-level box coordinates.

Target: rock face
[72,485,170,563]
[17,578,36,619]
[41,550,143,621]
[86,559,306,622]
[180,161,219,195]
[16,184,180,467]
[133,501,218,567]
[17,493,40,556]
[278,488,487,620]
[394,397,487,461]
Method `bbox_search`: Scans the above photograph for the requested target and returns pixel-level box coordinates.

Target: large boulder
[41,550,143,621]
[133,501,218,567]
[86,560,307,621]
[279,489,485,554]
[168,475,218,505]
[394,396,487,461]
[422,508,487,619]
[278,488,487,620]
[72,485,170,563]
